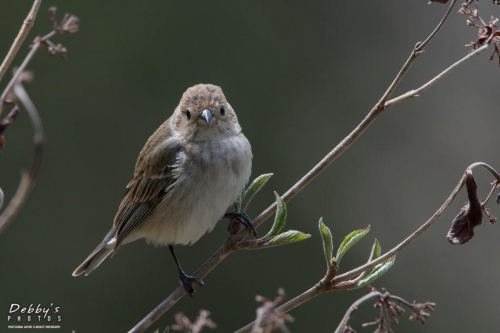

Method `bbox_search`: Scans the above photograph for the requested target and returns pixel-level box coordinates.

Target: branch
[376,0,458,109]
[384,42,490,109]
[0,29,57,115]
[333,291,380,333]
[0,106,20,136]
[0,7,79,234]
[234,287,320,333]
[130,3,482,332]
[333,287,435,333]
[0,0,42,83]
[0,174,36,235]
[234,169,466,333]
[333,171,466,282]
[0,83,45,234]
[237,160,500,332]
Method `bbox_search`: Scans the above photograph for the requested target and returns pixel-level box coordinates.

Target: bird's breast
[142,134,252,246]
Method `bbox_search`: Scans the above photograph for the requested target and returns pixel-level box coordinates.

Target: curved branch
[0,83,45,235]
[332,291,381,333]
[0,174,34,234]
[469,162,500,182]
[0,7,76,234]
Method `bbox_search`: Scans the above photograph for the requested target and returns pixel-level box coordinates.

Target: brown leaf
[446,170,483,244]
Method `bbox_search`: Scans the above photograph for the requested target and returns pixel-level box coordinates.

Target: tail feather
[72,228,116,277]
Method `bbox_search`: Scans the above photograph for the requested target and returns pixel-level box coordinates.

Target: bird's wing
[113,121,182,248]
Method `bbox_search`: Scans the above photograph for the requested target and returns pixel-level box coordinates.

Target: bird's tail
[72,228,116,277]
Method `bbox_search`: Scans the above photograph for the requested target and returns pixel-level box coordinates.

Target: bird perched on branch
[73,83,254,295]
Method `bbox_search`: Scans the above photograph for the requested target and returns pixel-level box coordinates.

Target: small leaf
[357,256,396,288]
[370,238,382,259]
[240,173,273,212]
[336,226,370,262]
[358,239,382,281]
[264,192,287,238]
[318,217,333,264]
[266,230,311,247]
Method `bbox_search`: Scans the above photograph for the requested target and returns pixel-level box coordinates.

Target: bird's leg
[168,245,204,297]
[224,211,258,237]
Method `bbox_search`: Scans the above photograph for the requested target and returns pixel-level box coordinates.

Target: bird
[72,83,255,295]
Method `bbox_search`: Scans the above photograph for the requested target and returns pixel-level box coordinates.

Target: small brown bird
[73,84,254,295]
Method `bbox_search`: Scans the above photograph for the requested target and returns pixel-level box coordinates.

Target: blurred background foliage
[0,1,499,332]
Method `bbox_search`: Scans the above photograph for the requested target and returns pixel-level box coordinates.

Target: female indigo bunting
[73,84,253,295]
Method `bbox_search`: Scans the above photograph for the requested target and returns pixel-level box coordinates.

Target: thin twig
[0,106,21,136]
[0,30,57,116]
[333,172,466,282]
[419,0,458,51]
[482,182,498,206]
[376,0,458,108]
[0,82,45,234]
[332,163,500,283]
[235,287,320,333]
[469,162,500,182]
[0,0,42,83]
[0,6,78,234]
[13,82,45,143]
[0,174,34,234]
[389,294,414,308]
[334,289,435,332]
[332,291,381,333]
[470,162,500,206]
[384,43,490,109]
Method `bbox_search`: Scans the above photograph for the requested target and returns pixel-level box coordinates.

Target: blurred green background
[1,1,499,332]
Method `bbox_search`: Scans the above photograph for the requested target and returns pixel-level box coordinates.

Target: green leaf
[266,230,311,247]
[240,173,273,212]
[336,226,370,262]
[370,238,382,259]
[264,192,287,238]
[358,239,381,281]
[318,217,333,264]
[357,256,396,288]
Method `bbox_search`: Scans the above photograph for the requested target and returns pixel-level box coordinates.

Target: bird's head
[172,84,242,140]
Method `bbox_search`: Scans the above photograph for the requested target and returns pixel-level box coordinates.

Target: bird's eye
[220,106,225,116]
[186,111,191,120]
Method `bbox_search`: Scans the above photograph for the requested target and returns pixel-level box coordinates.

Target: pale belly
[132,135,252,245]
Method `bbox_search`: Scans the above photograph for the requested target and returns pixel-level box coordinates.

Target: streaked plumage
[73,84,252,282]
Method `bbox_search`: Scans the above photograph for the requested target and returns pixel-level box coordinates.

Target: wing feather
[112,119,181,248]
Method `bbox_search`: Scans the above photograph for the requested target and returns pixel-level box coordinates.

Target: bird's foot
[224,211,258,237]
[178,270,204,297]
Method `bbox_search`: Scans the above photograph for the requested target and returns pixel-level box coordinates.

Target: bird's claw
[224,211,258,237]
[179,270,204,297]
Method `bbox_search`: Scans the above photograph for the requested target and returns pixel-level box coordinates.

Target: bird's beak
[200,109,214,127]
